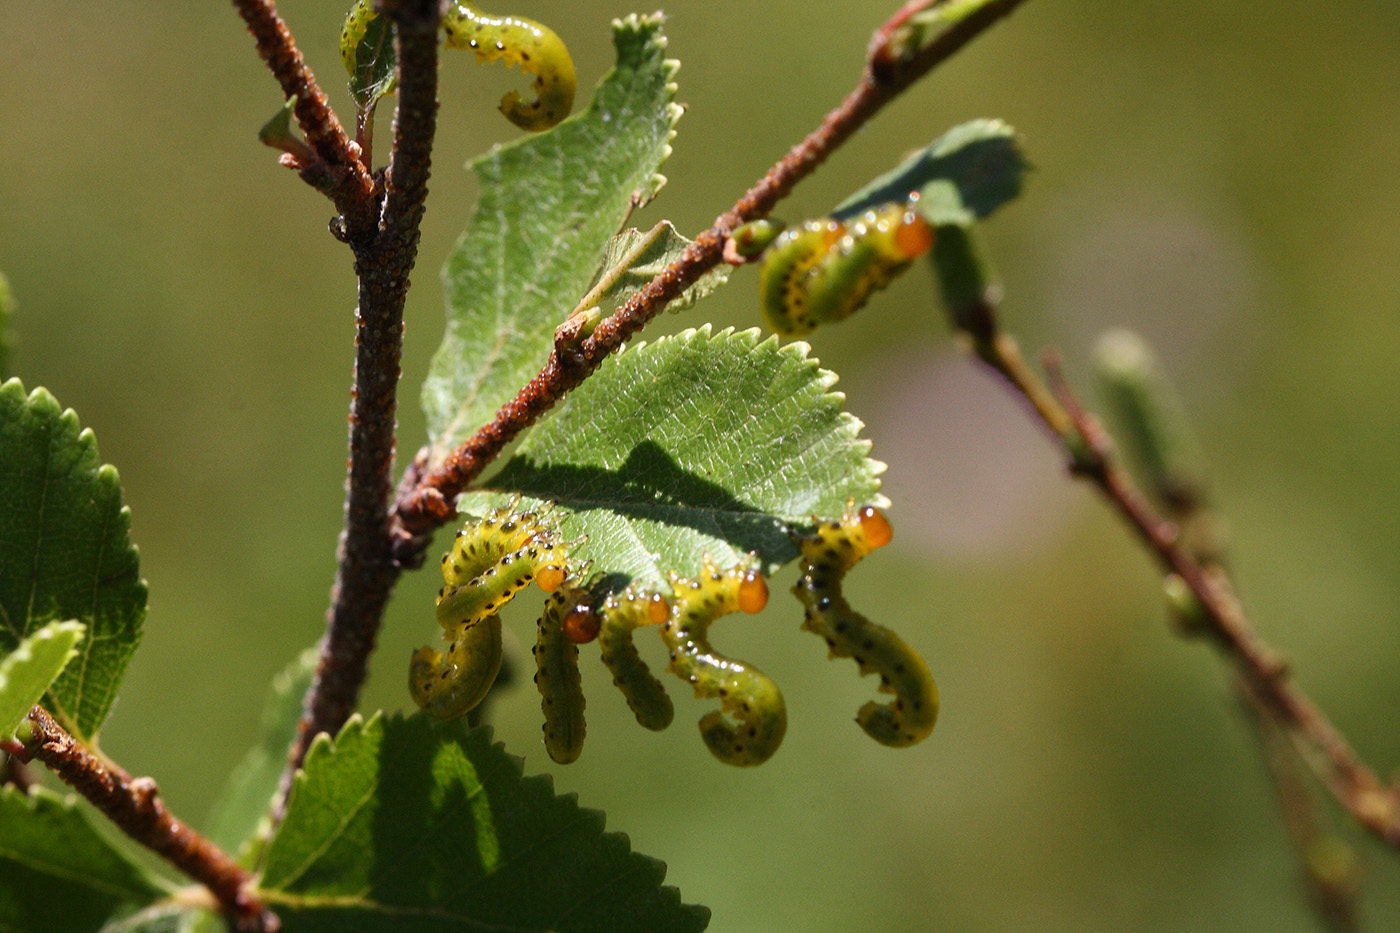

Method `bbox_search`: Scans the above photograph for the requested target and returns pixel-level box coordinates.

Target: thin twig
[0,749,33,792]
[966,300,1400,847]
[1241,683,1362,932]
[1043,355,1400,846]
[1161,459,1365,928]
[283,0,444,784]
[392,0,1033,539]
[16,707,278,933]
[231,0,380,240]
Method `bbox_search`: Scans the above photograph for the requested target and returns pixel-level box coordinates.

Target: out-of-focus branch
[16,707,278,933]
[946,265,1400,849]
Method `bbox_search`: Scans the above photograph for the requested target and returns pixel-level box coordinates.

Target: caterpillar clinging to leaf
[339,0,576,131]
[659,558,788,767]
[411,501,573,720]
[533,583,591,764]
[758,199,934,337]
[793,503,938,747]
[598,586,675,733]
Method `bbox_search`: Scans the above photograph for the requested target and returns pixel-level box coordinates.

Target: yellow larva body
[758,201,934,337]
[793,504,938,747]
[442,2,576,131]
[338,1,575,131]
[659,558,786,766]
[598,588,674,732]
[534,585,588,764]
[410,613,503,720]
[411,500,572,720]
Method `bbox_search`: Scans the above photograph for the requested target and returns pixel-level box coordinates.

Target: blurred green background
[4,1,1400,929]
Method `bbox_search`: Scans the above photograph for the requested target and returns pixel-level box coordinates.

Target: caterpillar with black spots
[411,501,572,720]
[758,199,934,337]
[660,558,787,767]
[597,586,674,733]
[339,0,575,131]
[793,503,939,747]
[533,583,591,764]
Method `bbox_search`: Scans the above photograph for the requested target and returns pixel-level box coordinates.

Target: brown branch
[1,747,34,792]
[283,0,444,784]
[392,0,1033,542]
[231,0,380,240]
[15,707,277,933]
[1240,683,1363,932]
[1041,356,1400,846]
[961,288,1400,848]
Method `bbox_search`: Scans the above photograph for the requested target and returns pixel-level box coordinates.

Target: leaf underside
[260,714,709,932]
[0,787,166,933]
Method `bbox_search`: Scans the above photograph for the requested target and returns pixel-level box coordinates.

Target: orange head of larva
[857,506,893,550]
[645,592,670,626]
[893,211,934,259]
[562,604,601,644]
[737,571,769,614]
[536,565,568,593]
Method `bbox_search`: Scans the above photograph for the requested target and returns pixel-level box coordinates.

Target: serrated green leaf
[204,647,317,866]
[0,379,147,740]
[0,621,84,738]
[578,222,732,318]
[832,118,1026,226]
[460,326,886,587]
[0,787,167,933]
[423,14,682,465]
[259,714,708,932]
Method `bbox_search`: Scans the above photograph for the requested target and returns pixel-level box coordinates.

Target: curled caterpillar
[442,2,576,131]
[411,501,572,720]
[758,200,934,337]
[793,504,938,747]
[533,584,590,764]
[338,1,575,131]
[659,559,787,766]
[598,587,674,733]
[410,613,504,721]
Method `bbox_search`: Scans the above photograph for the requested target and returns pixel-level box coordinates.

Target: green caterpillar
[758,200,934,337]
[411,501,571,720]
[533,583,590,764]
[339,1,575,131]
[598,587,675,733]
[339,0,384,78]
[659,559,787,767]
[442,2,576,131]
[793,504,938,747]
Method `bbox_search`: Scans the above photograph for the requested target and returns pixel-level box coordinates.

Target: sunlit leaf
[423,15,682,464]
